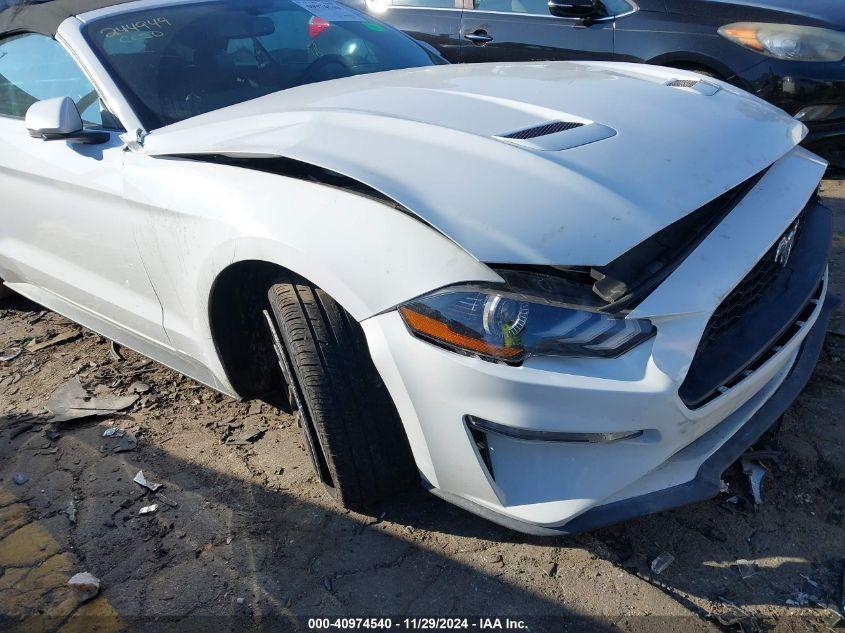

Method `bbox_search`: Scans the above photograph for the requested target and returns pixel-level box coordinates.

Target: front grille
[502,121,584,140]
[679,200,829,409]
[698,217,804,352]
[687,280,823,409]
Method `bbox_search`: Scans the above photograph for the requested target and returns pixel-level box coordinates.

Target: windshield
[83,0,443,130]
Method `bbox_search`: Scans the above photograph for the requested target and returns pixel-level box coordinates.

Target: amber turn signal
[399,306,524,360]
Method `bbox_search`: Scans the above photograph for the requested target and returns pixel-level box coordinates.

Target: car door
[347,0,463,62]
[460,0,615,63]
[0,33,169,346]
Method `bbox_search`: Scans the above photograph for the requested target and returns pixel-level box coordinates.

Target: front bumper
[361,147,831,534]
[426,292,837,536]
[734,58,845,168]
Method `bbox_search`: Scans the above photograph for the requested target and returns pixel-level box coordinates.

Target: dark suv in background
[345,0,845,169]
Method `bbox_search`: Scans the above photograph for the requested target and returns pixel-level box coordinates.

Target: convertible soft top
[0,0,143,36]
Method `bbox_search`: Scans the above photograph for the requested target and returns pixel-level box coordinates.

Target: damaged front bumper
[427,292,838,536]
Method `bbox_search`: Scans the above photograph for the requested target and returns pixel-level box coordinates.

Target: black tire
[265,272,417,510]
[0,281,12,300]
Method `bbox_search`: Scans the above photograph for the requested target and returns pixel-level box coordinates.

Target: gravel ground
[0,182,843,632]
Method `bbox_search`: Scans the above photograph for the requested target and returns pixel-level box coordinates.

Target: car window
[83,0,445,130]
[472,0,631,16]
[603,0,634,15]
[0,33,106,125]
[382,0,457,7]
[473,0,552,15]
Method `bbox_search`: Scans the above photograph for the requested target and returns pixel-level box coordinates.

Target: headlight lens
[718,22,845,62]
[398,286,655,363]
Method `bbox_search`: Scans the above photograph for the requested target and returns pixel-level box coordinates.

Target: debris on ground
[100,426,137,453]
[785,573,823,606]
[67,572,101,602]
[0,347,22,362]
[65,500,77,524]
[714,597,759,631]
[795,492,814,504]
[741,458,768,505]
[734,559,759,580]
[139,504,158,515]
[25,329,80,353]
[228,428,266,445]
[109,340,124,362]
[128,380,151,394]
[486,553,504,567]
[650,552,675,575]
[12,472,28,485]
[46,376,139,423]
[133,470,163,492]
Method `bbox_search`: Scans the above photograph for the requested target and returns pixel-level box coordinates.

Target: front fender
[122,154,499,386]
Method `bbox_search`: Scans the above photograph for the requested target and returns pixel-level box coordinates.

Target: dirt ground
[1,182,844,633]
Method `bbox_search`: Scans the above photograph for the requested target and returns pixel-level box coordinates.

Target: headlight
[398,284,655,363]
[718,22,845,62]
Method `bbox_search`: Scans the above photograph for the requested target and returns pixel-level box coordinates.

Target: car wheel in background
[264,272,417,511]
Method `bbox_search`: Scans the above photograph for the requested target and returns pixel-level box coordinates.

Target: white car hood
[141,61,807,266]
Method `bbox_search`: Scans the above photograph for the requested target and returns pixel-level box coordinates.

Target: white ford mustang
[0,0,835,534]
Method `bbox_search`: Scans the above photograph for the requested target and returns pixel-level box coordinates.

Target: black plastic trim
[465,415,643,443]
[427,293,838,536]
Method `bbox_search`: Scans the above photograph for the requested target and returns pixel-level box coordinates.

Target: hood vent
[495,120,617,152]
[665,78,721,96]
[501,120,584,140]
[666,79,699,88]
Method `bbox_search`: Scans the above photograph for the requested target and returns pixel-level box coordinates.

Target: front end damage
[361,146,834,533]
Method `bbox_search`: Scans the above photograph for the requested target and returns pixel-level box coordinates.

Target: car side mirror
[548,0,599,19]
[25,97,109,144]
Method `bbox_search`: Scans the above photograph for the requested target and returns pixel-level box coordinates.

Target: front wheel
[264,273,417,510]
